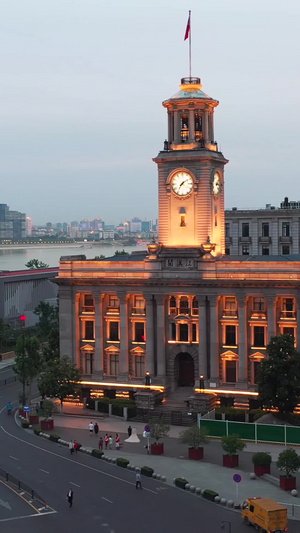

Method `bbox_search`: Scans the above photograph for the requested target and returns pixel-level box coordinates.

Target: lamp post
[20,315,26,407]
[221,520,231,533]
[199,374,205,392]
[145,371,151,387]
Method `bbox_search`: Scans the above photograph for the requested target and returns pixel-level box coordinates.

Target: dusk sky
[1,1,300,225]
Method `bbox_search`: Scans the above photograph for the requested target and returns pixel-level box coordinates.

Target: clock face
[171,171,193,196]
[213,172,221,196]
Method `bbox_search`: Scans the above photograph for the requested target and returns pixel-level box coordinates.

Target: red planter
[223,454,239,468]
[29,414,39,425]
[19,409,26,417]
[254,465,270,477]
[188,447,204,460]
[151,443,164,455]
[280,475,297,491]
[41,419,54,431]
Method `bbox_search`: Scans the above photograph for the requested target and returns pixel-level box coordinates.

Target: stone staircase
[134,387,197,426]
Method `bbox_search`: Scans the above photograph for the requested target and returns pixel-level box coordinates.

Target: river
[0,243,147,271]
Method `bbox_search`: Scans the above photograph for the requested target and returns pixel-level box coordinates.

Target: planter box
[151,443,164,455]
[29,414,39,425]
[223,454,239,468]
[19,409,26,417]
[280,475,296,491]
[175,478,188,490]
[203,489,219,502]
[141,467,154,477]
[188,447,203,460]
[41,419,54,431]
[254,465,270,477]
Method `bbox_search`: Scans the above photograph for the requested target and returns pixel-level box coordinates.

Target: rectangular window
[110,354,119,376]
[109,295,119,308]
[135,356,145,377]
[179,323,189,342]
[225,325,236,346]
[253,297,265,311]
[85,321,94,340]
[84,353,94,374]
[171,322,176,341]
[253,361,261,384]
[282,245,290,255]
[225,223,230,237]
[282,298,294,317]
[169,296,177,315]
[134,322,145,342]
[225,361,236,383]
[262,246,269,255]
[109,321,119,341]
[242,222,249,237]
[283,327,295,338]
[262,223,269,237]
[224,297,237,316]
[282,222,290,237]
[133,296,145,315]
[192,323,197,342]
[225,247,230,255]
[242,245,249,255]
[253,326,265,347]
[84,294,94,307]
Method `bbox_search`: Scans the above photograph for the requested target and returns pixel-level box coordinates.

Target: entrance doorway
[175,352,195,387]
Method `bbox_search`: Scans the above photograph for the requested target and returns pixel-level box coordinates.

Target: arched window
[179,296,189,315]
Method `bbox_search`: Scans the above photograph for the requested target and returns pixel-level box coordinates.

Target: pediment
[105,345,120,353]
[220,350,237,359]
[130,346,146,355]
[81,344,95,351]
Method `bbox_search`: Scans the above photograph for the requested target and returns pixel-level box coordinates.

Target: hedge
[116,458,129,468]
[50,434,61,443]
[92,449,104,459]
[175,478,189,490]
[203,489,219,502]
[34,427,42,435]
[21,419,30,428]
[141,466,154,477]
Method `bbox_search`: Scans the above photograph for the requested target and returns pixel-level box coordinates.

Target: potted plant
[277,448,300,490]
[221,434,246,468]
[149,419,170,455]
[179,426,209,460]
[252,452,272,477]
[40,399,55,431]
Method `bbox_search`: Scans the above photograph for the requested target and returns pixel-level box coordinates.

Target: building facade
[0,204,26,241]
[56,76,300,406]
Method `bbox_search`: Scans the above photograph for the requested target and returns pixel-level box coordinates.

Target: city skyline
[1,2,300,224]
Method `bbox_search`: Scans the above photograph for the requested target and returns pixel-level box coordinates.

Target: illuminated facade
[57,76,300,405]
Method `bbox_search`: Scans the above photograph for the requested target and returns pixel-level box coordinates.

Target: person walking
[98,436,103,451]
[109,435,113,450]
[127,425,132,438]
[135,472,142,490]
[74,440,79,453]
[89,421,94,435]
[104,434,109,449]
[94,422,99,435]
[115,433,120,450]
[67,488,74,507]
[69,440,74,454]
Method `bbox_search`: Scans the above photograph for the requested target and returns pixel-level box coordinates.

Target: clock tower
[153,76,228,256]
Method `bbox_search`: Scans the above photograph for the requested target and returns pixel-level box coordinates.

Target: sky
[1,1,300,225]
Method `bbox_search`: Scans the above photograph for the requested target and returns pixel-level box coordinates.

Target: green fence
[199,418,300,445]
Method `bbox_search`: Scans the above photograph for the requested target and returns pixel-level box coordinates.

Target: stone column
[145,295,155,375]
[92,290,102,373]
[209,295,219,384]
[119,292,129,378]
[59,286,74,362]
[267,295,277,341]
[209,111,214,142]
[188,109,195,142]
[174,110,180,143]
[237,297,248,383]
[198,296,207,379]
[297,295,300,350]
[203,108,209,142]
[155,294,166,379]
[72,291,80,369]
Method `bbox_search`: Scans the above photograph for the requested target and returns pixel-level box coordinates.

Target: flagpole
[189,10,192,79]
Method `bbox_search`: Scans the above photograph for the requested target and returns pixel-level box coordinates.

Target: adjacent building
[0,204,26,240]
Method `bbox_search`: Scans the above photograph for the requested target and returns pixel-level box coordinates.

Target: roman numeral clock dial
[171,171,193,196]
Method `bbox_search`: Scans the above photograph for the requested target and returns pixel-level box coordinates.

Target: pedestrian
[94,422,99,435]
[67,488,74,507]
[74,440,79,453]
[98,436,103,451]
[115,433,120,450]
[69,440,74,455]
[89,421,94,435]
[109,435,113,450]
[104,434,109,449]
[135,472,142,490]
[127,425,132,438]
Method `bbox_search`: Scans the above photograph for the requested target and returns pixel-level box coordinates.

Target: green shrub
[277,448,300,477]
[92,449,104,459]
[215,408,246,421]
[21,419,30,428]
[179,426,209,448]
[49,434,60,443]
[221,434,246,456]
[141,466,154,477]
[175,478,189,490]
[116,458,129,468]
[252,452,272,466]
[203,489,219,502]
[34,427,42,435]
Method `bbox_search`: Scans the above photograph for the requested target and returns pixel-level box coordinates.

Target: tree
[257,335,300,414]
[34,301,58,338]
[277,449,300,478]
[179,426,209,449]
[221,434,246,456]
[149,419,170,444]
[38,356,82,410]
[42,327,59,362]
[25,259,49,269]
[114,250,127,256]
[13,335,42,404]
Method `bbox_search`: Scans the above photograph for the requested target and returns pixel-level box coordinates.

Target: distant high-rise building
[26,217,33,236]
[141,220,151,233]
[0,204,26,240]
[130,217,142,233]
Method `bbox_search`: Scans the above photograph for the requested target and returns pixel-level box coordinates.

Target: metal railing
[0,467,46,505]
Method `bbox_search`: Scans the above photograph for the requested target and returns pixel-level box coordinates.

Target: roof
[166,87,215,102]
[0,267,58,277]
[92,251,148,262]
[221,254,300,262]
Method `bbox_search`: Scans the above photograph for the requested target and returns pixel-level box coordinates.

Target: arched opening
[175,352,195,387]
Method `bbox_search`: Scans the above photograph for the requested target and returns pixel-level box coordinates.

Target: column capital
[118,292,129,304]
[155,294,166,306]
[144,294,154,305]
[208,295,219,307]
[266,295,277,306]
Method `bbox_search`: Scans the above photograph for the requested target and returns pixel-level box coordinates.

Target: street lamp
[199,374,205,392]
[145,371,151,387]
[20,315,26,406]
[221,520,231,533]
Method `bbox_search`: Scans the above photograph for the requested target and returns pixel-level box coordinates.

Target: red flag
[184,13,190,41]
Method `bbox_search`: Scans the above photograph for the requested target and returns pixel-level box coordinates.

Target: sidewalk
[0,356,15,370]
[47,410,300,508]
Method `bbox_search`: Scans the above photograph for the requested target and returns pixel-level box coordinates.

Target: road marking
[0,426,157,495]
[39,469,49,474]
[0,510,57,523]
[69,482,80,487]
[0,498,11,510]
[9,456,19,461]
[102,497,113,504]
